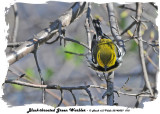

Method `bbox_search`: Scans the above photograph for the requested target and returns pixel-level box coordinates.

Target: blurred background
[4,1,158,108]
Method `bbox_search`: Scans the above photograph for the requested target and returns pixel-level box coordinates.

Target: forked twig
[69,90,77,105]
[136,3,153,96]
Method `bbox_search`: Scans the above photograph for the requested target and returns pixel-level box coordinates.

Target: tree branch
[107,3,126,55]
[136,3,154,96]
[5,79,93,106]
[121,21,137,35]
[7,2,88,65]
[118,5,136,12]
[105,3,126,106]
[84,2,92,52]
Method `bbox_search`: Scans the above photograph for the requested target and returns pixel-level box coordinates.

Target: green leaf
[44,68,54,81]
[64,42,85,65]
[64,43,75,60]
[25,68,36,78]
[119,11,128,30]
[12,84,24,91]
[120,11,128,18]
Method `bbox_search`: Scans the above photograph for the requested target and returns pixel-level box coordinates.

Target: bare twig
[69,90,77,105]
[85,84,154,98]
[45,35,60,44]
[8,3,19,51]
[107,72,114,105]
[7,42,25,47]
[121,21,137,35]
[57,90,63,107]
[136,3,153,96]
[12,4,19,43]
[84,87,93,105]
[107,3,126,57]
[118,91,152,98]
[144,53,159,71]
[64,37,90,50]
[120,76,130,91]
[7,2,88,65]
[84,2,92,52]
[32,43,45,103]
[5,79,93,106]
[135,96,143,108]
[118,5,136,12]
[64,51,88,56]
[8,66,70,106]
[124,36,159,48]
[149,2,158,10]
[105,3,126,106]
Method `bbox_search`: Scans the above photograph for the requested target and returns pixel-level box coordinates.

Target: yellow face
[96,39,116,68]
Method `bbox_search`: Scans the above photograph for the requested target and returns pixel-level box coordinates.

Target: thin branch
[33,43,45,103]
[136,3,153,96]
[149,2,158,10]
[121,21,137,35]
[84,2,92,52]
[5,79,90,90]
[12,4,19,43]
[5,78,155,104]
[107,3,126,57]
[135,96,143,108]
[124,36,159,48]
[107,72,114,106]
[8,3,19,52]
[45,35,60,44]
[152,47,159,54]
[119,76,130,91]
[7,42,25,47]
[106,2,126,106]
[64,51,88,56]
[5,79,93,105]
[118,5,136,12]
[7,2,88,65]
[69,90,77,106]
[145,53,159,71]
[9,66,70,106]
[64,37,90,50]
[118,91,152,98]
[45,89,70,106]
[85,84,154,98]
[57,90,63,107]
[84,87,93,105]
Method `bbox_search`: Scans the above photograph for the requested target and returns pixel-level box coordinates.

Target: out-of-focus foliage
[44,68,54,81]
[129,40,138,52]
[56,40,85,66]
[119,10,128,29]
[150,30,155,39]
[25,68,36,78]
[12,84,24,91]
[64,41,85,65]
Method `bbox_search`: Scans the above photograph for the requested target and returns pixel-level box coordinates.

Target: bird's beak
[104,66,107,72]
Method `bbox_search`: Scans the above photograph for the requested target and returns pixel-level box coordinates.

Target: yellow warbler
[92,38,116,71]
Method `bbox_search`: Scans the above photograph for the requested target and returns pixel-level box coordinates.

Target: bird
[91,38,117,72]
